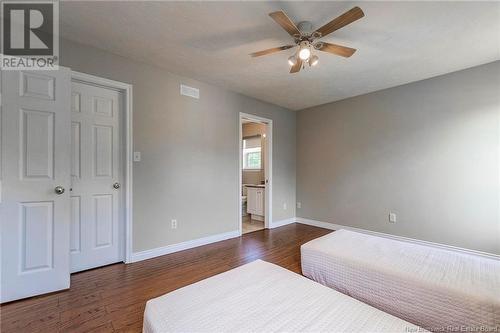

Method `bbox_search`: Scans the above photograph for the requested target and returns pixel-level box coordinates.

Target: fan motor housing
[297,21,314,34]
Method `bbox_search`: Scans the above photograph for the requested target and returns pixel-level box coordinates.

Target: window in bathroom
[243,136,262,170]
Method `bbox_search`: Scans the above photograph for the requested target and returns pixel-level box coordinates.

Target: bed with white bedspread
[301,229,500,332]
[143,260,420,333]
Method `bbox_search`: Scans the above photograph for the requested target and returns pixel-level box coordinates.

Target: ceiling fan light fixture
[298,41,311,60]
[251,7,364,73]
[310,55,319,66]
[299,48,310,60]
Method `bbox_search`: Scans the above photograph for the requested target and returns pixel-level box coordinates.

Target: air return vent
[180,84,199,99]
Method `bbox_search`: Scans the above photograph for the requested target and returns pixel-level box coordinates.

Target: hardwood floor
[0,223,331,333]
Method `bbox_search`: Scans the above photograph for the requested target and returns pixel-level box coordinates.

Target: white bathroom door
[0,69,72,302]
[69,80,123,273]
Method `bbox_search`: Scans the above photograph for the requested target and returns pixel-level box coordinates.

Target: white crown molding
[295,217,500,260]
[130,230,240,263]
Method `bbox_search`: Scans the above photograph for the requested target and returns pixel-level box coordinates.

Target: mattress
[301,229,500,332]
[143,260,420,333]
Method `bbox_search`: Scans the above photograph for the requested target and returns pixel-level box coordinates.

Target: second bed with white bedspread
[301,229,500,332]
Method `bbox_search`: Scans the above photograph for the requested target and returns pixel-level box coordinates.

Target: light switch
[133,151,141,162]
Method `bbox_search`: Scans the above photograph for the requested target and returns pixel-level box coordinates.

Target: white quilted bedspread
[143,260,420,333]
[301,229,500,332]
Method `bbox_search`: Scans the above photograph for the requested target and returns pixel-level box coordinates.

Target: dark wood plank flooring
[1,223,331,333]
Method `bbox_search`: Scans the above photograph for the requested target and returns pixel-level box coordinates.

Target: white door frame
[239,112,272,235]
[70,71,134,264]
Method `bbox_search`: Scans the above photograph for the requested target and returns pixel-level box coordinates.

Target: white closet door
[70,81,123,273]
[1,69,72,303]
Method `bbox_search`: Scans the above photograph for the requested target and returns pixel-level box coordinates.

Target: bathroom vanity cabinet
[246,186,265,220]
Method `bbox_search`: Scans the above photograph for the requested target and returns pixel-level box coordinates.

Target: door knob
[113,182,121,189]
[54,186,65,195]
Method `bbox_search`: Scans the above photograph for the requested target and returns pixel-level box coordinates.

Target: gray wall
[297,61,500,255]
[61,38,499,255]
[61,39,296,252]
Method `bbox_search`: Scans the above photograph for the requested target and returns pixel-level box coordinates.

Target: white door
[0,69,72,302]
[70,81,123,273]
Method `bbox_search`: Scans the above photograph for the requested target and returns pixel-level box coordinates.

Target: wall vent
[180,84,199,99]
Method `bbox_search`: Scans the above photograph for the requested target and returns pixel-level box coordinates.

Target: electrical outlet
[171,219,177,229]
[283,202,287,210]
[297,202,302,209]
[133,151,141,162]
[389,212,397,223]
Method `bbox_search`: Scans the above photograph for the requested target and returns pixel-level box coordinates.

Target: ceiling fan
[250,7,364,73]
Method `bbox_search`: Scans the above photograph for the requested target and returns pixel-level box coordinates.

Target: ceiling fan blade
[317,42,356,57]
[315,7,364,38]
[250,45,295,57]
[269,11,301,37]
[290,58,302,74]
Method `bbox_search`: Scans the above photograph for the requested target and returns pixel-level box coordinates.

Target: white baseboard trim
[130,230,240,263]
[269,217,295,229]
[296,217,500,260]
[129,218,499,263]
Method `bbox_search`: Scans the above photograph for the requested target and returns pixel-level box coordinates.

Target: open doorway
[239,113,272,235]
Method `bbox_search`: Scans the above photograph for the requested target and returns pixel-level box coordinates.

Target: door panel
[247,188,255,214]
[70,196,82,253]
[1,69,71,303]
[20,201,54,272]
[19,72,55,100]
[71,121,81,178]
[93,194,113,248]
[256,190,264,215]
[70,81,122,273]
[93,125,113,177]
[93,96,113,117]
[20,109,55,179]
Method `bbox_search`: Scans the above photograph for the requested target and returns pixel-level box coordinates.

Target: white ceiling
[60,1,500,110]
